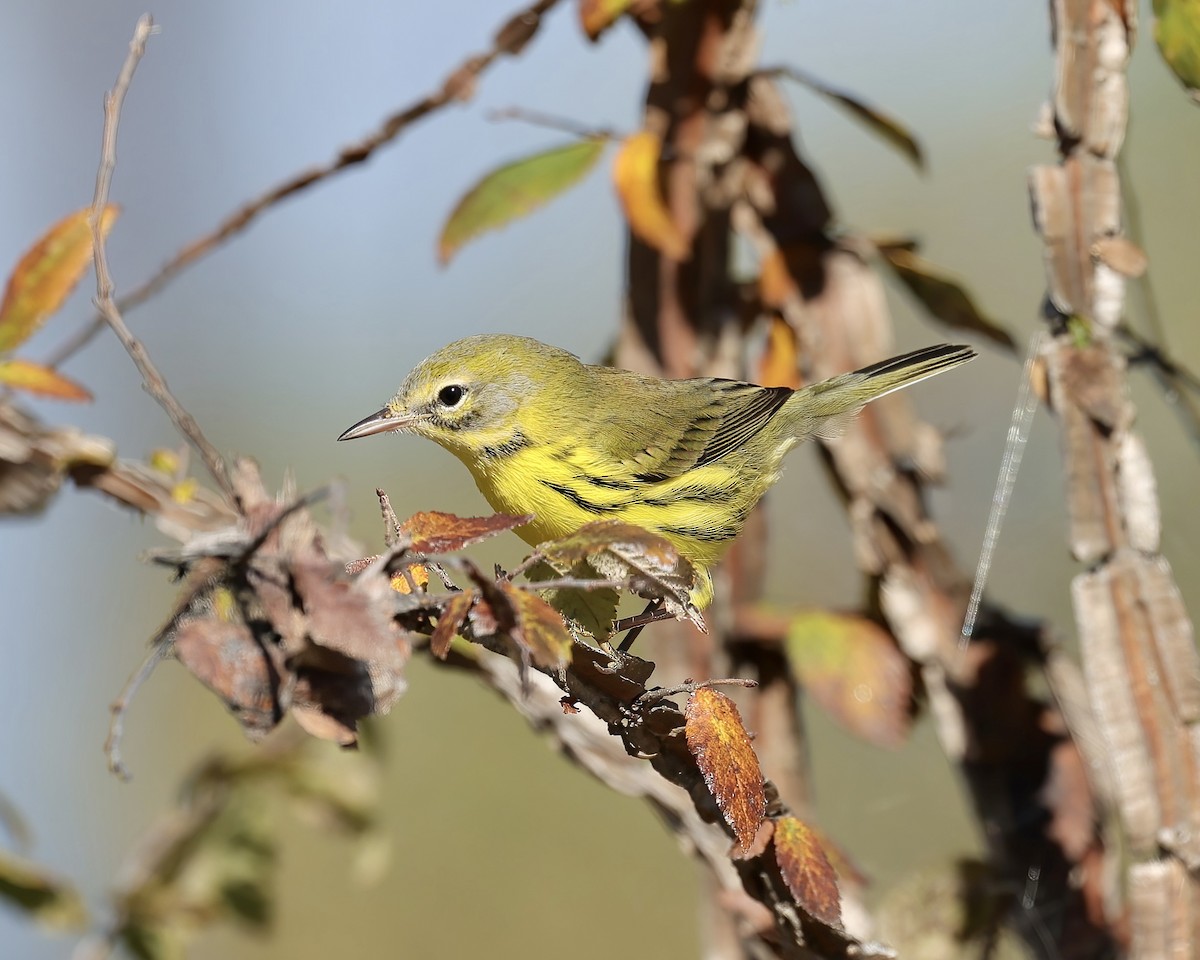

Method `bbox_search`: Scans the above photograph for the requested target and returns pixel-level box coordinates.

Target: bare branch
[88,15,236,503]
[50,0,565,370]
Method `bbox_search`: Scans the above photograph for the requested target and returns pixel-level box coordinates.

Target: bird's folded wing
[587,373,793,483]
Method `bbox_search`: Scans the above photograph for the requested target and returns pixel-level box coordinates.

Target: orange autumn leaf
[773,816,843,929]
[684,687,766,856]
[0,205,119,354]
[389,563,430,595]
[612,131,688,260]
[0,359,92,402]
[757,316,801,389]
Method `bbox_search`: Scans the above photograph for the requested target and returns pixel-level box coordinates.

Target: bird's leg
[614,598,669,653]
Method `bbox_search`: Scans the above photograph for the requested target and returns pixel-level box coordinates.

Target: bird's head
[337,334,579,462]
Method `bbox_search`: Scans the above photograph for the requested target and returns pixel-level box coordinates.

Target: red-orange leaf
[684,688,765,856]
[430,590,475,660]
[773,815,843,929]
[0,205,119,354]
[400,510,532,554]
[612,131,688,261]
[0,359,92,401]
[500,581,573,671]
[784,610,912,748]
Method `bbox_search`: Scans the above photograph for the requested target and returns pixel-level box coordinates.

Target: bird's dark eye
[437,384,465,407]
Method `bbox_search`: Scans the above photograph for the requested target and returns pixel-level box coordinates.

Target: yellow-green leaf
[0,205,119,353]
[438,138,607,265]
[0,359,92,401]
[876,242,1016,350]
[784,610,912,749]
[775,67,924,172]
[1155,0,1200,99]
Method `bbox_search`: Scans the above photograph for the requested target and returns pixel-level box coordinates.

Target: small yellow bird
[338,335,974,608]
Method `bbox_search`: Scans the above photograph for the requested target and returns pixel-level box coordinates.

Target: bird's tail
[785,343,976,440]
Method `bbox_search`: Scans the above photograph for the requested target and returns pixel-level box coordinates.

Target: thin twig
[518,576,628,592]
[487,106,615,139]
[50,0,565,370]
[88,15,236,503]
[105,635,175,780]
[504,548,545,581]
[376,487,402,546]
[635,677,758,706]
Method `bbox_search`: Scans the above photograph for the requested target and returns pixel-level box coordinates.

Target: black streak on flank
[480,430,530,461]
[539,480,619,515]
[581,474,638,491]
[661,523,739,543]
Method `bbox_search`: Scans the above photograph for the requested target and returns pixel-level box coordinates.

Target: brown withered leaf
[0,400,114,515]
[498,581,574,671]
[1092,235,1148,278]
[773,815,843,929]
[612,131,689,260]
[539,520,702,628]
[757,315,801,389]
[173,615,283,740]
[684,688,766,856]
[291,647,377,747]
[430,590,475,660]
[784,610,912,749]
[292,560,405,665]
[0,359,91,401]
[0,848,87,930]
[400,510,532,554]
[876,243,1016,350]
[0,205,119,354]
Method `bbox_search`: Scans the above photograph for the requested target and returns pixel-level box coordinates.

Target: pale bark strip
[1032,0,1200,953]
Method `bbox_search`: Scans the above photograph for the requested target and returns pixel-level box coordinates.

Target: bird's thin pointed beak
[337,407,417,441]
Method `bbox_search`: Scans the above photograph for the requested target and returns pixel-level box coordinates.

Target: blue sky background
[3,2,1199,957]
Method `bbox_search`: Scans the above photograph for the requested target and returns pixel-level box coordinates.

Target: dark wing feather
[693,382,793,468]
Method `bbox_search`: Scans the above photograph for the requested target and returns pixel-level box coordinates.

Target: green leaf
[784,610,912,748]
[774,67,924,172]
[438,138,608,265]
[875,241,1016,350]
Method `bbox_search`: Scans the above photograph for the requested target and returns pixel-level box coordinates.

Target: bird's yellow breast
[463,437,788,608]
